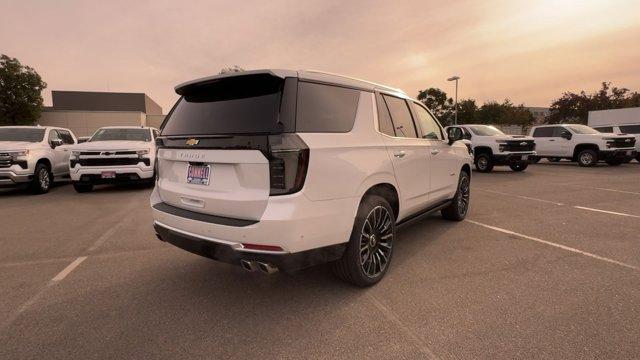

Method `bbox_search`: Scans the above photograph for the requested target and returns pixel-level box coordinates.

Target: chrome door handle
[430,149,440,155]
[393,151,406,158]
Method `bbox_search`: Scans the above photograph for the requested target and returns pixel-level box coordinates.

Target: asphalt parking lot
[1,161,639,359]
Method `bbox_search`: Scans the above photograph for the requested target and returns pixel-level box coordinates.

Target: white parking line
[573,206,640,219]
[465,220,639,271]
[591,187,640,196]
[477,189,564,206]
[51,256,87,282]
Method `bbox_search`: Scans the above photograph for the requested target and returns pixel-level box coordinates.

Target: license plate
[187,164,210,185]
[101,171,116,179]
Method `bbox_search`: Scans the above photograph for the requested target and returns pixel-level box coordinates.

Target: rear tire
[577,149,597,167]
[332,195,395,287]
[509,161,529,172]
[30,163,52,194]
[474,154,494,173]
[441,171,471,221]
[73,183,93,193]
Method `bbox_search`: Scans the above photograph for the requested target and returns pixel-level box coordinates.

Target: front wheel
[577,149,597,167]
[332,195,395,287]
[441,171,471,221]
[30,163,52,194]
[509,161,529,172]
[474,154,494,173]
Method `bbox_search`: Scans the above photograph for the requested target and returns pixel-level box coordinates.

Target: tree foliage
[417,87,454,125]
[218,65,245,75]
[0,54,47,126]
[546,82,640,124]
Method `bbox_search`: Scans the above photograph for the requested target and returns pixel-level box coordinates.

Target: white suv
[70,126,158,192]
[529,124,636,166]
[592,124,640,163]
[151,70,473,286]
[0,126,77,194]
[445,124,536,172]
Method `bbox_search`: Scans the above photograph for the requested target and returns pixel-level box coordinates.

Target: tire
[332,195,395,287]
[529,156,541,164]
[30,163,52,194]
[577,149,597,167]
[474,153,494,173]
[73,183,93,193]
[509,161,529,172]
[441,171,471,221]
[605,159,622,166]
[548,157,561,162]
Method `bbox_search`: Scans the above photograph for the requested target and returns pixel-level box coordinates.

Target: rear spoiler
[175,69,297,95]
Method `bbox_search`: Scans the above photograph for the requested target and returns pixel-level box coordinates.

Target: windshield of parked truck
[566,125,600,134]
[90,128,151,142]
[468,125,504,136]
[0,128,45,142]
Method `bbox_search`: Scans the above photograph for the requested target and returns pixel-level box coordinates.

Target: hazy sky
[2,0,639,113]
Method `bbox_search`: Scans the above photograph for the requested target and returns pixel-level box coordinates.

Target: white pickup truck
[445,124,536,172]
[592,124,640,163]
[529,124,636,166]
[69,126,159,192]
[0,126,77,194]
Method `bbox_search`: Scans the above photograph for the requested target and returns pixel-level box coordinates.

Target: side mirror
[561,132,572,140]
[447,127,463,145]
[50,139,63,148]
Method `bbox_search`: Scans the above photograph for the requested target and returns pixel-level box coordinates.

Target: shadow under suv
[151,69,473,286]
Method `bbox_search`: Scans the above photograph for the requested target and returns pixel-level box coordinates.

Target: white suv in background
[445,124,536,172]
[529,124,636,166]
[593,124,640,163]
[151,70,473,286]
[0,126,77,194]
[70,126,158,192]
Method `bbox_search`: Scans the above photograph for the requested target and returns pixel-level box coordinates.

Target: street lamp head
[447,76,460,81]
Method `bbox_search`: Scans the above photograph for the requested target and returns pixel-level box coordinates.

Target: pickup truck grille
[503,140,535,152]
[608,137,636,148]
[0,154,11,168]
[77,158,150,166]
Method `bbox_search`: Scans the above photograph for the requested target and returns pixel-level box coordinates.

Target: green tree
[456,99,478,124]
[218,65,245,74]
[476,100,534,126]
[0,54,47,126]
[546,82,640,124]
[417,87,454,125]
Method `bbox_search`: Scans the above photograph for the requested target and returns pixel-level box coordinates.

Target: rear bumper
[0,169,32,187]
[150,186,357,255]
[154,222,345,272]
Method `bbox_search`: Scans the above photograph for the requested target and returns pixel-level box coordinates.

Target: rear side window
[594,126,613,133]
[532,127,553,137]
[620,125,640,134]
[296,82,359,132]
[552,127,571,137]
[383,95,417,138]
[375,93,395,136]
[162,74,289,136]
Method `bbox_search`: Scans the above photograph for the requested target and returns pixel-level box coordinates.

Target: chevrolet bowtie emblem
[185,138,199,146]
[520,142,528,146]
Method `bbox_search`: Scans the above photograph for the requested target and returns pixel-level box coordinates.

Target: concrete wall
[145,115,166,129]
[588,107,640,127]
[38,110,145,137]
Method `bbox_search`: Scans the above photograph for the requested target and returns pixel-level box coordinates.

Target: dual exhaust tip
[240,259,278,274]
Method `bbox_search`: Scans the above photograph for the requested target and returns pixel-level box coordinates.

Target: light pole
[447,76,460,125]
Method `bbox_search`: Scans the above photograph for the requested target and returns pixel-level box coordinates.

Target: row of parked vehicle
[0,125,158,193]
[445,123,638,173]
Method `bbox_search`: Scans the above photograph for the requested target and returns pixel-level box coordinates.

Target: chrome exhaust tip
[257,262,278,274]
[240,259,257,272]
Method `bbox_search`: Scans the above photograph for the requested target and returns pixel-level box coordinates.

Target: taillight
[268,134,309,195]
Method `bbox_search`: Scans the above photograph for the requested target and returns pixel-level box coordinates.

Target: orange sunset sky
[1,0,639,112]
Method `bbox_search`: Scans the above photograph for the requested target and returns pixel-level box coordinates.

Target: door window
[594,126,613,133]
[57,130,75,144]
[552,127,571,138]
[375,93,395,136]
[411,102,443,140]
[620,125,640,134]
[532,127,554,137]
[382,95,417,138]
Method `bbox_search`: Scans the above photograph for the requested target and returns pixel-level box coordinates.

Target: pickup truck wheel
[73,183,93,193]
[441,171,470,221]
[509,161,529,172]
[474,154,494,173]
[30,163,52,194]
[332,195,395,287]
[577,150,597,167]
